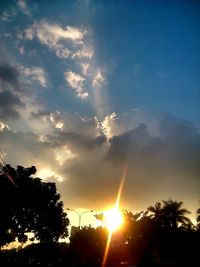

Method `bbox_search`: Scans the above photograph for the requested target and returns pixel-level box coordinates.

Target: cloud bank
[1,111,199,213]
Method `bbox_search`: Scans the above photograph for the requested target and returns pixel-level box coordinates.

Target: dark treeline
[0,165,200,267]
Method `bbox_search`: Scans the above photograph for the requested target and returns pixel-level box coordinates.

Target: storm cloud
[1,113,199,212]
[0,64,20,91]
[55,115,200,211]
[0,90,24,120]
[0,63,26,121]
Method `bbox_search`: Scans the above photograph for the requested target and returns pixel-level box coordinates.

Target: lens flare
[101,166,128,267]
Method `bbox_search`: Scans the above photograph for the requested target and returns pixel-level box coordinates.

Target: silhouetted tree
[148,199,191,230]
[69,226,107,266]
[0,165,69,247]
[147,200,195,266]
[162,199,191,229]
[196,208,200,231]
[148,202,163,221]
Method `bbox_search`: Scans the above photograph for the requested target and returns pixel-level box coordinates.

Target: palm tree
[148,202,163,220]
[148,200,191,229]
[162,199,191,229]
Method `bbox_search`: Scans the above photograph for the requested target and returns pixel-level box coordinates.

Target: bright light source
[104,207,123,232]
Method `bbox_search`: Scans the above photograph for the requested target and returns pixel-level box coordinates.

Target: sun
[104,207,123,232]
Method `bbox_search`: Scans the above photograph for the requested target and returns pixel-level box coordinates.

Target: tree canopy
[0,165,69,247]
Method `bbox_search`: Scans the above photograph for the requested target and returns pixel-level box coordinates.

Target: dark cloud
[48,131,106,153]
[0,63,26,121]
[0,129,55,168]
[0,114,199,213]
[56,116,200,211]
[32,110,100,138]
[0,90,24,120]
[107,123,152,162]
[0,64,20,92]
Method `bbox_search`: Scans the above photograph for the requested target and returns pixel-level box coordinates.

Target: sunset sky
[0,0,199,226]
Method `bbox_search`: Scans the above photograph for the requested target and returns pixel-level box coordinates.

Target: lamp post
[67,208,93,228]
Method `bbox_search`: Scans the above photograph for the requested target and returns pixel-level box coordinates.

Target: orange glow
[102,230,112,267]
[104,207,123,232]
[101,166,128,267]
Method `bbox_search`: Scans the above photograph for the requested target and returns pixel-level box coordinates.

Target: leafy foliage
[148,199,191,229]
[0,165,69,247]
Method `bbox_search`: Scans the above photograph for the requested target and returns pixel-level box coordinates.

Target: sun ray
[102,230,112,267]
[101,165,128,267]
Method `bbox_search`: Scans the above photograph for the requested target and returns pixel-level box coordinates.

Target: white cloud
[92,70,105,88]
[17,0,30,16]
[45,111,64,130]
[23,21,87,59]
[34,111,99,138]
[55,46,71,59]
[1,10,16,22]
[0,121,9,131]
[24,27,33,40]
[100,112,117,139]
[64,71,88,99]
[35,167,64,182]
[96,109,159,140]
[72,46,94,59]
[4,33,12,38]
[20,66,47,88]
[80,63,90,75]
[37,23,86,41]
[54,145,76,166]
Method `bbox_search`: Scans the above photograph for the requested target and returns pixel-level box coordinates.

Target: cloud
[20,66,48,88]
[32,110,64,130]
[0,128,57,172]
[102,109,159,137]
[0,121,9,131]
[51,115,200,211]
[18,46,25,54]
[0,63,48,128]
[92,70,105,88]
[1,9,17,22]
[32,110,99,138]
[55,47,71,59]
[36,168,64,182]
[72,46,94,59]
[0,64,26,121]
[24,27,33,40]
[80,63,90,75]
[0,112,199,212]
[48,131,106,155]
[23,21,87,59]
[100,112,117,139]
[64,71,88,99]
[17,0,30,16]
[0,91,25,120]
[0,64,20,92]
[36,23,86,41]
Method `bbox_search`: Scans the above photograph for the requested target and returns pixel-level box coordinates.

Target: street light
[67,208,93,228]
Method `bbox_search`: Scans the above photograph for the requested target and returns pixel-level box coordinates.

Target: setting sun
[104,207,123,232]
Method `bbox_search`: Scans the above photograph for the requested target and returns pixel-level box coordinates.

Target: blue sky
[0,0,200,225]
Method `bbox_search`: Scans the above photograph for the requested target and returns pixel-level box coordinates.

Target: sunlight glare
[104,207,123,232]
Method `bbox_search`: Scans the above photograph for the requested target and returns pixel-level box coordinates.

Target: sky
[0,0,200,227]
